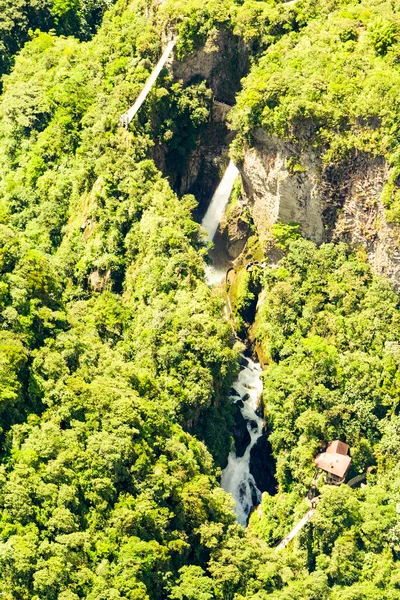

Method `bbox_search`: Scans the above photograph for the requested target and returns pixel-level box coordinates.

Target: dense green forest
[230,0,400,221]
[0,0,117,81]
[1,0,400,598]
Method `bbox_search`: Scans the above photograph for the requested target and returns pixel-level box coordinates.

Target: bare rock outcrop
[241,130,323,244]
[239,128,400,286]
[219,202,251,259]
[171,29,249,105]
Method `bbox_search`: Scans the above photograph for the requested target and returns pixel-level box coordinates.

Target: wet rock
[232,404,251,458]
[220,203,251,259]
[250,480,259,506]
[250,432,277,495]
[230,387,240,398]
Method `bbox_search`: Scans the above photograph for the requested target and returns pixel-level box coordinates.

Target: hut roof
[314,440,351,478]
[314,452,351,478]
[326,440,349,456]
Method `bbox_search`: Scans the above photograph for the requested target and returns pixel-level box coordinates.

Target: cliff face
[171,28,249,106]
[239,128,400,286]
[156,29,249,216]
[240,129,324,244]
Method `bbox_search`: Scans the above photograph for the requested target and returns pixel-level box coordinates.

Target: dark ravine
[145,33,279,525]
[159,27,250,217]
[199,153,277,525]
[231,391,276,494]
[250,432,277,496]
[220,352,277,525]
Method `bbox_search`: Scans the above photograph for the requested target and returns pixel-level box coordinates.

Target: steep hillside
[1,0,400,598]
[230,0,400,285]
[0,0,117,82]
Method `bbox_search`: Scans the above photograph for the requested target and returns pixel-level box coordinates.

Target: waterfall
[201,163,264,523]
[201,160,238,285]
[201,160,239,241]
[221,356,264,526]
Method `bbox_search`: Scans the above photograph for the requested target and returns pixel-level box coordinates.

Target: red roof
[326,440,349,456]
[314,440,351,478]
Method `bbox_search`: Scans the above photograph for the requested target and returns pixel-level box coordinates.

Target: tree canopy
[1,0,400,598]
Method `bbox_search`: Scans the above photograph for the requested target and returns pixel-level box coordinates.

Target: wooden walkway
[275,508,315,551]
[120,38,177,128]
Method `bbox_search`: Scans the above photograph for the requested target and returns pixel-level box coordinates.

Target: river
[201,161,265,526]
[221,356,264,525]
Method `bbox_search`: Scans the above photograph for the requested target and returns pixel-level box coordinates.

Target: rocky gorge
[154,26,400,290]
[238,129,400,286]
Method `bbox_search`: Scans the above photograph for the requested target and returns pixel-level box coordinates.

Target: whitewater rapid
[201,161,263,524]
[221,356,264,525]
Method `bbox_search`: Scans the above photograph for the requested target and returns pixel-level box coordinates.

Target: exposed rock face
[175,101,234,213]
[323,155,400,284]
[220,202,251,259]
[232,401,251,458]
[88,269,111,291]
[171,29,249,105]
[160,29,250,215]
[240,128,400,286]
[241,130,323,244]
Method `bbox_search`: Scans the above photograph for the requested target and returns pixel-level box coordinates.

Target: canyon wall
[171,28,249,105]
[239,127,400,286]
[159,29,249,216]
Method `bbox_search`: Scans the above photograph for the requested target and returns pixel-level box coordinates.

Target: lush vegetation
[1,0,400,598]
[0,0,117,82]
[254,239,400,491]
[0,1,241,596]
[230,0,400,222]
[233,237,400,598]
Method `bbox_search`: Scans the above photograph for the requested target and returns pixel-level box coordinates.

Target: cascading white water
[201,162,264,523]
[201,160,239,241]
[201,160,239,285]
[221,356,264,526]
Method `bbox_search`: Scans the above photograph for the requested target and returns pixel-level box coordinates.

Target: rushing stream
[221,357,264,525]
[201,160,265,525]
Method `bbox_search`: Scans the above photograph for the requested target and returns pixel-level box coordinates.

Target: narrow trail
[120,38,176,127]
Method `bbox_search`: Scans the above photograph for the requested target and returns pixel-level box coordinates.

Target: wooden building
[314,440,351,485]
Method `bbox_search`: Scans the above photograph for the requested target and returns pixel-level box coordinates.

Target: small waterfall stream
[201,160,238,285]
[221,356,264,525]
[201,160,239,241]
[201,161,265,525]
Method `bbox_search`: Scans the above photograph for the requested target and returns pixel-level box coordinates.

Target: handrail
[275,508,315,551]
[347,472,366,488]
[119,38,177,128]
